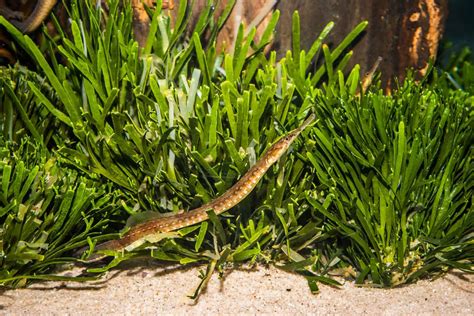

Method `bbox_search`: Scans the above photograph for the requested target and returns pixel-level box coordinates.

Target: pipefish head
[265,114,316,163]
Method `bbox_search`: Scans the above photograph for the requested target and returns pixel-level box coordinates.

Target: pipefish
[91,114,315,255]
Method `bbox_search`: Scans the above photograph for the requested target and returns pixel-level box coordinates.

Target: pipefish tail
[92,114,316,255]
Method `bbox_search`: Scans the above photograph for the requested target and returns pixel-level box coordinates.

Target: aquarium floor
[2,263,472,314]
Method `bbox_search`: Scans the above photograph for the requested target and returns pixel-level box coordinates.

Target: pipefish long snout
[92,114,316,255]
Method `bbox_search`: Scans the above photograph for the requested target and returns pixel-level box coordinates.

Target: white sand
[1,262,472,315]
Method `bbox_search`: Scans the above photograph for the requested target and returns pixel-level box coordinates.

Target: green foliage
[0,137,122,286]
[438,47,474,93]
[0,67,62,144]
[0,0,472,295]
[306,70,473,285]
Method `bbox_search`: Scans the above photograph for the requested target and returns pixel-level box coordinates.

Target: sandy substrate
[1,262,473,315]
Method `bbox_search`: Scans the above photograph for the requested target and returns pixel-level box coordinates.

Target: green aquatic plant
[0,137,123,286]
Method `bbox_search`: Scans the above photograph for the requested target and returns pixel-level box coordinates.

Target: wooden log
[273,0,448,89]
[1,0,448,88]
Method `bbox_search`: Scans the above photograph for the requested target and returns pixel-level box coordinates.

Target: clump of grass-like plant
[0,136,123,287]
[306,64,473,286]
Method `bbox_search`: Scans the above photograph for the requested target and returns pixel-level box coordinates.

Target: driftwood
[1,0,449,89]
[172,0,448,87]
[273,0,448,89]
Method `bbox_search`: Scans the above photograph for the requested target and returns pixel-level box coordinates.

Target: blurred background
[444,0,474,51]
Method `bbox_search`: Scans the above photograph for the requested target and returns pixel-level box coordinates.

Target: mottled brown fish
[92,114,315,255]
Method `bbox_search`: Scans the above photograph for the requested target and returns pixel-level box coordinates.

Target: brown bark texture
[274,0,448,88]
[0,0,448,89]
